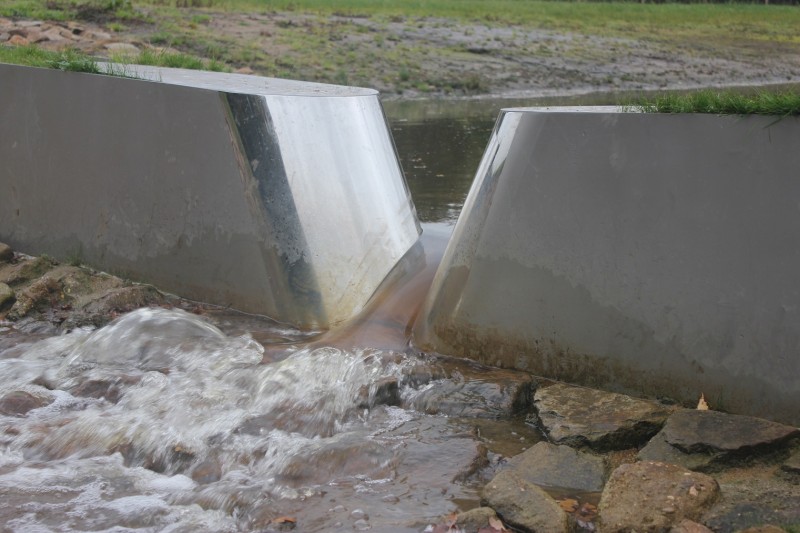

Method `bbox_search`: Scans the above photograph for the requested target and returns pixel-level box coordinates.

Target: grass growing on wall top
[636,89,800,115]
[0,45,101,73]
[0,44,228,74]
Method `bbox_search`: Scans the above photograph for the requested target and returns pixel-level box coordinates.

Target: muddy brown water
[0,97,609,531]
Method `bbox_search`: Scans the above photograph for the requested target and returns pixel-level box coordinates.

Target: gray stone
[504,441,606,492]
[0,242,12,262]
[406,362,535,419]
[532,383,674,451]
[598,461,720,533]
[455,507,500,533]
[0,282,13,310]
[638,431,717,472]
[0,32,9,42]
[662,409,799,454]
[483,469,568,533]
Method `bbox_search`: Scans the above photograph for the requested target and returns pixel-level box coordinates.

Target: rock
[405,360,535,418]
[190,457,222,484]
[639,409,800,471]
[482,469,568,533]
[503,441,606,492]
[782,448,800,474]
[532,382,674,451]
[89,30,112,40]
[0,390,54,416]
[104,42,138,55]
[8,34,28,46]
[455,507,500,533]
[661,409,799,454]
[598,461,720,533]
[0,242,13,262]
[235,66,255,74]
[670,518,714,533]
[0,33,9,42]
[0,282,14,310]
[639,431,716,471]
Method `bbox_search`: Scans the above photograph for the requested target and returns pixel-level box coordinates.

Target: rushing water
[0,97,583,532]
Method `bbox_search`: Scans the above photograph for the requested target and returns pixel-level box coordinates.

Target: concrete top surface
[97,63,378,97]
[502,106,629,113]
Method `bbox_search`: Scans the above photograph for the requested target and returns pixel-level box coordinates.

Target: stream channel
[0,95,609,532]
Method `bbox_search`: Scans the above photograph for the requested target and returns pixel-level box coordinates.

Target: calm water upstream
[0,96,602,532]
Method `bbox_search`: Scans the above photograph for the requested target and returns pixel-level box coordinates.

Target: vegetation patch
[633,88,800,115]
[0,44,101,73]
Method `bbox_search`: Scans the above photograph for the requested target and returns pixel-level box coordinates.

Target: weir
[0,63,420,329]
[415,106,800,426]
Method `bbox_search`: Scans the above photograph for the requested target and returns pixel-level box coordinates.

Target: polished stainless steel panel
[0,63,420,328]
[416,106,800,425]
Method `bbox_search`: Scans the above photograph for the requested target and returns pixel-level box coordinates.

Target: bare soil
[2,9,800,98]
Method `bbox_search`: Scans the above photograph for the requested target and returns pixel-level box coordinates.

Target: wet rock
[531,383,674,451]
[670,518,714,533]
[356,377,400,408]
[8,276,63,319]
[0,390,54,416]
[598,461,719,532]
[0,242,13,262]
[455,507,500,533]
[190,457,222,484]
[69,378,127,403]
[0,282,14,311]
[639,410,800,471]
[482,469,568,533]
[277,438,396,486]
[503,441,606,493]
[406,360,535,418]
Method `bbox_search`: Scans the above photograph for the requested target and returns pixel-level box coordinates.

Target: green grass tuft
[633,88,800,115]
[0,45,101,73]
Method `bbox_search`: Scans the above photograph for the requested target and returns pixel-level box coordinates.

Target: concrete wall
[416,107,800,425]
[0,63,420,329]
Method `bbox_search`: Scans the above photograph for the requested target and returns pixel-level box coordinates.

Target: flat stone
[670,518,714,533]
[504,441,606,492]
[661,409,800,454]
[0,282,14,310]
[483,469,568,533]
[0,33,9,42]
[598,461,720,533]
[532,382,674,451]
[406,362,535,419]
[638,431,717,472]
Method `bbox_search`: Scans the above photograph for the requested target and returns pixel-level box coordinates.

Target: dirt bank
[2,8,799,98]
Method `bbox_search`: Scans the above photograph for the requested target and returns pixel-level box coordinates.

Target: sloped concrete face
[0,63,420,329]
[416,107,800,425]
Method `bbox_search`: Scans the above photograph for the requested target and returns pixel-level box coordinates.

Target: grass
[0,44,101,73]
[634,89,800,115]
[0,43,228,75]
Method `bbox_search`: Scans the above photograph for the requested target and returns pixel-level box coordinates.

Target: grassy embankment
[636,88,800,115]
[2,0,800,94]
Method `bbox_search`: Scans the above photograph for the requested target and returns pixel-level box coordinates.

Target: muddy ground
[2,8,800,98]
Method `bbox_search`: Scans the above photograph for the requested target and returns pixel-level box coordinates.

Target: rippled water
[0,224,545,532]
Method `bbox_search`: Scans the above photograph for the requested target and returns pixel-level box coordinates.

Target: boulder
[532,383,673,450]
[483,469,568,533]
[503,441,606,492]
[670,518,714,533]
[639,409,800,471]
[598,461,719,532]
[455,507,501,533]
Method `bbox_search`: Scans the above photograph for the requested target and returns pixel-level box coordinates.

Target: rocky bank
[1,240,798,532]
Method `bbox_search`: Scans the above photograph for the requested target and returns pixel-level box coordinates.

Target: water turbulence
[0,225,543,532]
